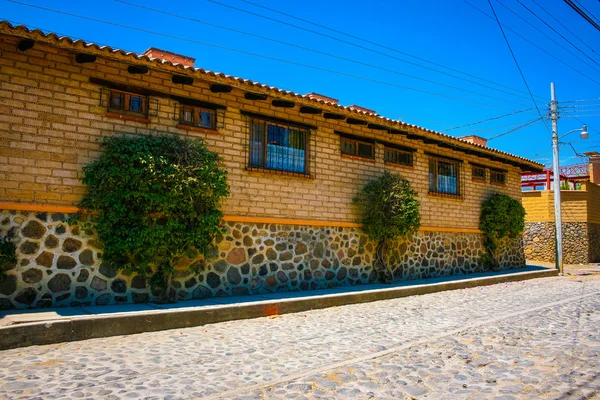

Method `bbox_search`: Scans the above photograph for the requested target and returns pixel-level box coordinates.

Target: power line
[564,0,600,31]
[441,107,536,132]
[463,0,600,87]
[487,118,544,140]
[5,2,520,110]
[113,0,531,106]
[485,0,552,134]
[458,116,548,135]
[496,0,600,74]
[514,0,600,70]
[235,0,543,100]
[529,0,599,58]
[206,0,548,102]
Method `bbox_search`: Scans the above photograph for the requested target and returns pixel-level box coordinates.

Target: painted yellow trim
[0,203,483,233]
[0,202,80,214]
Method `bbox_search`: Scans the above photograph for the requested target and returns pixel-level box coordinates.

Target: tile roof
[0,21,543,171]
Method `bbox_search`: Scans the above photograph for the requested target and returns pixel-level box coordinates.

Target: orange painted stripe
[0,202,483,233]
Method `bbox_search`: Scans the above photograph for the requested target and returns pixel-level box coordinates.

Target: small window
[385,147,413,166]
[429,156,461,196]
[472,165,486,182]
[490,170,507,185]
[248,118,309,175]
[340,137,374,160]
[108,89,148,117]
[179,105,216,130]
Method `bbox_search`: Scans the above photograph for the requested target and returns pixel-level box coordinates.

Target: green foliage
[560,180,570,190]
[79,134,229,290]
[354,171,421,282]
[479,193,526,270]
[0,236,17,279]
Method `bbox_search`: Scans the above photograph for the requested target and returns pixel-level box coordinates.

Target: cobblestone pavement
[0,272,599,399]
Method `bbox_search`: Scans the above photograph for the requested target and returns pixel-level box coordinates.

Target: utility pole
[550,82,563,274]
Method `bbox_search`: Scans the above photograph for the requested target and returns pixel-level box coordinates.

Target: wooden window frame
[107,89,149,119]
[340,136,375,162]
[178,104,217,130]
[384,146,413,167]
[471,165,487,182]
[247,117,311,177]
[490,169,507,185]
[428,156,462,198]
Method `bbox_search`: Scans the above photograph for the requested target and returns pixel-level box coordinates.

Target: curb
[0,268,558,350]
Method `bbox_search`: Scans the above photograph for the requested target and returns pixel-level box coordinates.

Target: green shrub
[79,134,229,295]
[354,171,421,282]
[0,236,17,279]
[479,193,525,270]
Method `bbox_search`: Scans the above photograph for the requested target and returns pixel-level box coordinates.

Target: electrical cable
[4,2,520,110]
[514,0,600,70]
[496,0,600,74]
[235,0,544,100]
[441,107,536,132]
[113,0,531,106]
[205,0,548,102]
[485,0,552,134]
[487,118,544,140]
[463,0,600,87]
[564,0,600,31]
[530,0,599,58]
[456,116,548,135]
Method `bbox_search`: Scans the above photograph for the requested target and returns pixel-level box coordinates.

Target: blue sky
[3,0,600,166]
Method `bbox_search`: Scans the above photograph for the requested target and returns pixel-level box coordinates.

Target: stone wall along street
[0,210,525,310]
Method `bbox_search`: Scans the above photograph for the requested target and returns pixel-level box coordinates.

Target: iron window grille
[490,170,507,185]
[340,136,375,160]
[107,89,149,118]
[428,155,463,197]
[179,105,217,130]
[472,165,486,182]
[247,117,312,176]
[384,147,413,167]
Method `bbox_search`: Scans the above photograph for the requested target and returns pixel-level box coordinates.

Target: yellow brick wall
[0,37,523,229]
[523,186,598,223]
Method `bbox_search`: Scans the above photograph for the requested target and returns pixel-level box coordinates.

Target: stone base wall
[524,222,599,264]
[0,210,525,310]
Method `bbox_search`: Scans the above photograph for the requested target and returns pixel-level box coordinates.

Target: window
[340,137,374,160]
[490,170,507,185]
[248,118,309,175]
[108,89,148,118]
[384,147,413,167]
[180,105,217,130]
[429,156,461,196]
[472,165,486,182]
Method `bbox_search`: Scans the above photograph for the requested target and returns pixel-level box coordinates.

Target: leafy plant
[0,235,17,279]
[79,134,229,298]
[479,193,526,270]
[353,171,421,283]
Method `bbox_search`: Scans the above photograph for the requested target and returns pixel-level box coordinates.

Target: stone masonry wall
[523,222,596,264]
[0,210,525,310]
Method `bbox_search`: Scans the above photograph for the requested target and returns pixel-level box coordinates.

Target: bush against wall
[480,193,526,270]
[354,171,421,283]
[79,134,229,296]
[0,235,17,279]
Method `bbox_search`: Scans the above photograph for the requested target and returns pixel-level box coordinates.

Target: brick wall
[522,183,600,224]
[0,36,523,229]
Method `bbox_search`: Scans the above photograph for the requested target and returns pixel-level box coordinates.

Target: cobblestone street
[0,272,599,399]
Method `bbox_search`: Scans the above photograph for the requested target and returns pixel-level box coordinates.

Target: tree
[79,134,229,298]
[354,171,421,283]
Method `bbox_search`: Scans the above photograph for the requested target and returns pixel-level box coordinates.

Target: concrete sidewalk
[0,266,557,350]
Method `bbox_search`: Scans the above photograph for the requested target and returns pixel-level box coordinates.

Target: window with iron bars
[248,118,310,175]
[108,89,148,118]
[429,156,462,197]
[340,136,375,160]
[472,165,486,182]
[384,146,413,167]
[490,170,507,185]
[179,105,217,130]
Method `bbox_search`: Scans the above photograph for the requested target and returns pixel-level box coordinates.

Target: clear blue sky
[3,0,600,166]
